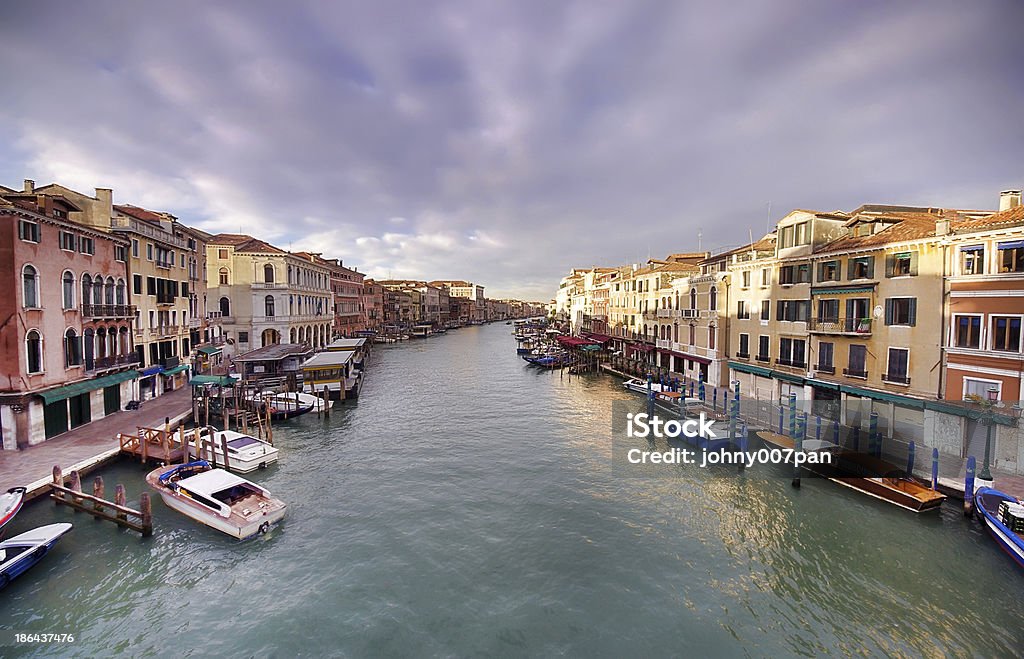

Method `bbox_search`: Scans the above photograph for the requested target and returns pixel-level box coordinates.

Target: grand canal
[2,323,1022,657]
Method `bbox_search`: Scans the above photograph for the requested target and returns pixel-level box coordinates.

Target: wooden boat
[0,523,72,589]
[1,487,26,536]
[974,487,1024,569]
[186,428,279,473]
[756,431,946,512]
[146,461,286,539]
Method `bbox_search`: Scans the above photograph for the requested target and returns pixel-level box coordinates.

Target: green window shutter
[866,256,875,278]
[777,300,784,320]
[884,298,894,325]
[885,254,894,278]
[846,299,855,319]
[909,252,919,276]
[908,298,917,326]
[847,259,854,280]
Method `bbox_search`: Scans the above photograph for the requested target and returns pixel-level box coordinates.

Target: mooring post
[832,420,840,445]
[852,425,860,452]
[646,374,654,419]
[964,455,976,517]
[140,492,153,537]
[778,405,784,435]
[69,470,82,505]
[52,465,63,489]
[815,416,821,441]
[931,448,939,491]
[712,388,718,413]
[92,476,105,520]
[788,393,797,437]
[323,386,331,417]
[792,414,804,488]
[906,441,916,477]
[114,484,127,523]
[869,411,879,458]
[221,434,232,472]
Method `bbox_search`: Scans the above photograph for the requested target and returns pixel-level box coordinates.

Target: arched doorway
[261,329,280,347]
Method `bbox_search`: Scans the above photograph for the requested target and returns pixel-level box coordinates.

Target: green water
[2,324,1022,657]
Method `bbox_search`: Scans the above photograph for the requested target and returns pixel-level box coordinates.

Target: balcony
[681,309,698,319]
[81,304,136,319]
[735,351,750,360]
[755,354,772,363]
[155,259,174,269]
[153,325,179,338]
[808,317,872,335]
[815,364,836,374]
[253,282,287,289]
[656,339,672,349]
[86,353,141,372]
[700,310,718,320]
[843,368,868,379]
[656,308,679,318]
[776,358,807,369]
[881,373,911,385]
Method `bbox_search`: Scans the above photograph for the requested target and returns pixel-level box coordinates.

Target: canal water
[3,324,1022,657]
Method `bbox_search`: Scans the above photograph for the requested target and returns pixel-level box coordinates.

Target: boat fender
[258,522,270,535]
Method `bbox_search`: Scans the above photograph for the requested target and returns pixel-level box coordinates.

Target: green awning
[772,371,805,385]
[197,346,222,356]
[806,379,840,390]
[580,344,603,351]
[839,384,925,409]
[163,364,189,376]
[729,362,772,378]
[190,374,236,387]
[38,370,139,404]
[811,285,875,295]
[923,399,1017,426]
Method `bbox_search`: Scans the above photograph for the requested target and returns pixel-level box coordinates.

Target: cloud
[1,0,1022,301]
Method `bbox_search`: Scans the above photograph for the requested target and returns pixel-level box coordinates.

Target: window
[886,252,917,277]
[738,333,750,358]
[818,260,839,282]
[26,330,42,373]
[964,378,1001,401]
[991,316,1022,352]
[817,299,839,322]
[116,279,126,305]
[22,265,39,308]
[848,256,875,279]
[777,300,810,322]
[885,348,910,384]
[757,336,770,362]
[761,269,769,287]
[104,277,115,304]
[760,300,770,321]
[955,315,982,349]
[238,331,249,344]
[219,268,229,285]
[115,244,127,262]
[737,300,750,320]
[64,328,82,367]
[960,245,984,275]
[219,297,230,316]
[708,326,716,350]
[218,248,229,259]
[82,274,92,305]
[60,231,77,251]
[781,225,794,248]
[265,295,275,317]
[147,243,154,261]
[817,342,834,372]
[794,222,809,246]
[847,344,867,378]
[688,324,695,345]
[709,287,717,310]
[883,298,917,326]
[133,274,142,295]
[998,241,1024,273]
[18,220,40,242]
[780,263,810,285]
[778,337,806,367]
[147,276,156,296]
[79,237,94,255]
[62,271,75,309]
[132,239,139,258]
[264,264,275,283]
[742,271,751,288]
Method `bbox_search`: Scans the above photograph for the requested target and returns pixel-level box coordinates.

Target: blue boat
[1,487,26,536]
[0,523,72,589]
[975,487,1024,569]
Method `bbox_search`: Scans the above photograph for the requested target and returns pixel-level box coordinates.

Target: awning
[998,240,1024,250]
[806,379,840,390]
[839,384,924,409]
[583,333,612,344]
[811,285,875,295]
[197,346,222,356]
[580,344,603,351]
[658,348,711,365]
[630,343,656,353]
[190,374,236,387]
[728,362,772,378]
[163,364,189,376]
[139,365,164,377]
[38,370,139,404]
[772,370,805,385]
[960,244,983,252]
[556,336,599,347]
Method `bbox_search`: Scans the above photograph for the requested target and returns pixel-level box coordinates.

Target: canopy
[197,345,222,356]
[38,370,139,404]
[163,364,189,376]
[556,336,599,347]
[190,374,236,387]
[139,365,164,377]
[583,333,612,344]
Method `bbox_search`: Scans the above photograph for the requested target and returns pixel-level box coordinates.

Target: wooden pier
[50,465,153,536]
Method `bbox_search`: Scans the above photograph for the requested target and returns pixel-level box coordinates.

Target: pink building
[1,184,136,449]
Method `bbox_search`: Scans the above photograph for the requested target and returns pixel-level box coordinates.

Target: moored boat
[146,460,286,539]
[975,487,1024,568]
[1,487,26,536]
[247,391,317,420]
[0,523,72,589]
[186,428,279,473]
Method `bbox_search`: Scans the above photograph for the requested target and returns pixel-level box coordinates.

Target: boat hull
[0,487,26,535]
[0,523,72,589]
[154,490,286,540]
[975,487,1024,569]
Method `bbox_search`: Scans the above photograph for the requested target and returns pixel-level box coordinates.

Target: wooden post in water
[139,492,153,537]
[791,414,804,488]
[266,402,273,445]
[906,441,916,477]
[52,465,63,490]
[162,416,170,461]
[221,433,232,472]
[204,393,210,428]
[114,484,127,524]
[92,477,105,520]
[964,455,976,517]
[69,470,83,505]
[788,393,797,437]
[323,386,330,417]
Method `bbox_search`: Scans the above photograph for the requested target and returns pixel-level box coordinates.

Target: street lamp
[978,387,1000,483]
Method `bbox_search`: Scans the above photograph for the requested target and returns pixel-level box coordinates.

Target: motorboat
[247,390,326,420]
[186,428,279,473]
[0,523,72,589]
[146,461,286,539]
[975,487,1024,569]
[1,487,26,536]
[622,378,677,397]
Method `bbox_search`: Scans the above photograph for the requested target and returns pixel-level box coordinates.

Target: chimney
[935,218,950,236]
[23,179,34,193]
[999,189,1022,212]
[95,187,112,208]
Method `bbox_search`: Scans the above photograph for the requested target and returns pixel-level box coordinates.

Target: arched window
[82,274,92,305]
[105,277,115,304]
[290,328,296,343]
[287,265,292,284]
[26,329,42,373]
[93,275,103,306]
[689,324,696,345]
[708,326,716,350]
[23,265,39,308]
[96,327,108,359]
[689,288,697,310]
[65,328,81,367]
[709,286,717,311]
[674,324,679,342]
[83,328,95,370]
[219,268,229,285]
[264,264,275,283]
[219,297,230,316]
[62,271,76,309]
[119,326,130,355]
[265,295,275,317]
[116,279,126,305]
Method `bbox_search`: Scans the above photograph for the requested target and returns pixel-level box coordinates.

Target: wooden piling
[140,493,153,537]
[52,465,63,488]
[221,434,231,472]
[115,484,127,523]
[964,455,976,517]
[69,470,83,505]
[50,465,151,536]
[92,477,105,520]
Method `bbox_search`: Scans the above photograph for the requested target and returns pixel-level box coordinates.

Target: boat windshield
[227,436,261,449]
[212,484,259,506]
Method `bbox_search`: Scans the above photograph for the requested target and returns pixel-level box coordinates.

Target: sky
[2,1,1022,300]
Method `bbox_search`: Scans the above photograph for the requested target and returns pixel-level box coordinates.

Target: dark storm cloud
[1,0,1022,299]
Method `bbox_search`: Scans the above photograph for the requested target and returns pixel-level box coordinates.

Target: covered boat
[0,523,72,589]
[146,461,286,539]
[186,428,280,473]
[1,487,26,536]
[975,487,1024,569]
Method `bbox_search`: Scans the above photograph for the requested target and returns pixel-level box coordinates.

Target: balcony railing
[815,364,835,374]
[843,368,868,379]
[642,310,659,320]
[81,304,136,319]
[656,339,672,349]
[681,309,699,319]
[735,351,750,359]
[155,259,174,269]
[881,373,911,385]
[86,353,141,372]
[755,354,771,363]
[656,308,678,318]
[776,358,807,369]
[808,317,872,334]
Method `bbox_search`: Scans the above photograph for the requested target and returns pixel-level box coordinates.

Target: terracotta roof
[817,212,943,253]
[952,204,1024,234]
[711,234,777,260]
[114,204,174,224]
[208,233,286,254]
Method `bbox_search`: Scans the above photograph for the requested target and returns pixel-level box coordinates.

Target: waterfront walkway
[0,387,193,498]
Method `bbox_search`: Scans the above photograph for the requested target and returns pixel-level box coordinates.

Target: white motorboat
[623,378,673,396]
[250,390,330,419]
[187,428,279,473]
[0,523,72,589]
[1,487,26,536]
[146,461,286,540]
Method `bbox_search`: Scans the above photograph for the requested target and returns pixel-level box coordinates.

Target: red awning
[630,342,656,353]
[583,333,612,344]
[556,335,599,347]
[658,347,711,365]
